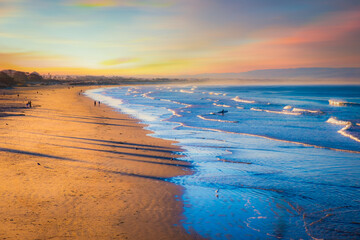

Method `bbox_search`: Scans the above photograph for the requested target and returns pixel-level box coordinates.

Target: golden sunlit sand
[0,86,200,240]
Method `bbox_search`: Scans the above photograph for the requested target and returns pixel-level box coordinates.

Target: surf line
[197,115,238,123]
[173,122,360,154]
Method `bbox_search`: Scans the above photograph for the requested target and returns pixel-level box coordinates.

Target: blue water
[86,85,360,239]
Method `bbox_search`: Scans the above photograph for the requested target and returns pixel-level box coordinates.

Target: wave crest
[232,96,255,103]
[197,115,238,123]
[327,117,360,143]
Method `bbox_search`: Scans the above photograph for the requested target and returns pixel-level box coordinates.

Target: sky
[0,0,359,76]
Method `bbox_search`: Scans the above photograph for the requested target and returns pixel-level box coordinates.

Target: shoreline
[0,85,201,239]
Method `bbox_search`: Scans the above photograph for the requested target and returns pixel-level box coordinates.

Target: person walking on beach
[94,101,96,106]
[26,101,32,108]
[98,101,101,106]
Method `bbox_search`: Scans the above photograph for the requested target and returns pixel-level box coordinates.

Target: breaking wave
[232,96,255,103]
[327,117,360,143]
[329,99,360,107]
[197,115,239,123]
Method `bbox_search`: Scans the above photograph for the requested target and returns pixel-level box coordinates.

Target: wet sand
[0,86,200,240]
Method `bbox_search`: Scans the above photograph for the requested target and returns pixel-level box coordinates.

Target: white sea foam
[326,117,351,126]
[85,88,158,122]
[250,107,301,115]
[265,110,301,116]
[205,99,219,102]
[168,109,182,117]
[120,106,158,122]
[329,99,347,106]
[85,88,123,107]
[283,105,292,110]
[232,96,255,103]
[180,89,194,94]
[326,117,360,143]
[236,106,244,109]
[338,125,360,143]
[142,93,155,100]
[329,99,360,107]
[197,115,238,123]
[213,103,231,108]
[292,108,321,114]
[176,121,360,154]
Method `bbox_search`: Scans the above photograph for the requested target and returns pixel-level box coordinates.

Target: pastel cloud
[0,0,359,76]
[0,51,76,69]
[70,0,117,8]
[100,58,139,66]
[68,0,173,8]
[0,3,20,21]
[270,8,360,45]
[203,6,360,72]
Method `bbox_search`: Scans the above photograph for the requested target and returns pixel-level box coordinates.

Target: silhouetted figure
[219,109,226,115]
[98,101,101,106]
[94,101,96,106]
[28,101,32,108]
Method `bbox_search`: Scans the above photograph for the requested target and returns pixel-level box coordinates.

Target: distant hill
[187,68,360,83]
[0,69,44,88]
[0,72,16,88]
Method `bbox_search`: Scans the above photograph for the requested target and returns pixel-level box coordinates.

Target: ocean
[86,85,360,239]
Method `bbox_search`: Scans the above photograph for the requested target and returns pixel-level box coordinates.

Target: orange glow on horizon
[0,1,359,77]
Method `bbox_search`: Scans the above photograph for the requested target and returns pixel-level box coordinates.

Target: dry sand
[0,86,201,240]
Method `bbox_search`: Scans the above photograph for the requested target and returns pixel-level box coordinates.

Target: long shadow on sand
[0,147,86,163]
[33,109,130,122]
[55,113,129,122]
[0,148,178,182]
[25,114,138,128]
[52,137,176,154]
[25,132,178,151]
[47,143,190,168]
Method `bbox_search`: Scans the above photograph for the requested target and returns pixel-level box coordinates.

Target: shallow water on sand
[86,85,360,239]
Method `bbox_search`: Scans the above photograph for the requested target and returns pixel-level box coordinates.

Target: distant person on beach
[26,101,32,108]
[98,101,101,106]
[94,101,96,106]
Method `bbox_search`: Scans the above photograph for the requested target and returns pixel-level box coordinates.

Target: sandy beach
[0,86,200,240]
